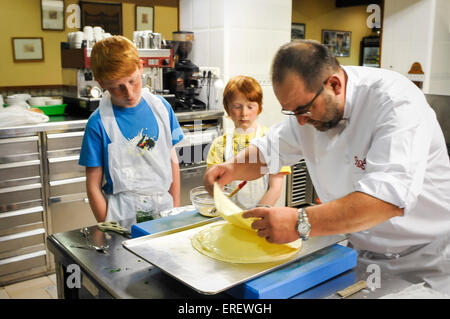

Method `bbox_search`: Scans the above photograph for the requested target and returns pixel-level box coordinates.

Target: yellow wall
[0,0,179,87]
[292,0,374,66]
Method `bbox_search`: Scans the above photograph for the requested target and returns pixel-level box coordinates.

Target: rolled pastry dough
[191,183,302,263]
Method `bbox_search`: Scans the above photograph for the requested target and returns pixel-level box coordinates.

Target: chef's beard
[307,92,343,132]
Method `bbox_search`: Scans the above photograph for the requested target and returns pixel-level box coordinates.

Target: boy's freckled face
[228,93,260,131]
[99,66,143,108]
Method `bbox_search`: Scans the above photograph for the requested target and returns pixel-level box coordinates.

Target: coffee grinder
[163,31,206,111]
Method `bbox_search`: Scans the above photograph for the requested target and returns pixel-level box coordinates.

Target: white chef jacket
[252,66,450,255]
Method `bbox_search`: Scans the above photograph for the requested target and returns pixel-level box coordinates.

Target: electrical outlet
[199,67,221,78]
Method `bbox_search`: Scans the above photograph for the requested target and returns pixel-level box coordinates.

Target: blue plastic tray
[131,209,211,238]
[226,244,357,299]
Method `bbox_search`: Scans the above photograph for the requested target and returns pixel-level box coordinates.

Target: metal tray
[122,219,348,295]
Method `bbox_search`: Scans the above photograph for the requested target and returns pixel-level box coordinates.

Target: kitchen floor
[0,274,58,299]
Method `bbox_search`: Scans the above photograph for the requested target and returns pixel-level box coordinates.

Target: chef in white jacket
[203,40,450,293]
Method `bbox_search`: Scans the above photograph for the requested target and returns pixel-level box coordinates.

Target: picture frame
[41,0,65,31]
[291,23,305,41]
[135,5,154,31]
[79,1,123,35]
[12,37,44,62]
[322,30,351,57]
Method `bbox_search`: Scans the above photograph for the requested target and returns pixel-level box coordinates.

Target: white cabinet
[381,0,450,95]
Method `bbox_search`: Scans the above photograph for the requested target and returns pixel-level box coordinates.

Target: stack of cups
[67,32,83,48]
[68,27,110,49]
[93,26,104,42]
[73,31,84,48]
[83,26,94,48]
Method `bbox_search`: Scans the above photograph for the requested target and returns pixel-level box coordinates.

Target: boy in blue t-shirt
[79,36,184,222]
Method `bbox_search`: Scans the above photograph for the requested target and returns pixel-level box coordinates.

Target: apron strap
[99,91,127,143]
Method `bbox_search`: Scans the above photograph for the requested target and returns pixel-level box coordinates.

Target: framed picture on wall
[135,6,154,31]
[291,23,305,41]
[12,37,44,62]
[41,0,65,31]
[79,1,123,35]
[322,30,351,57]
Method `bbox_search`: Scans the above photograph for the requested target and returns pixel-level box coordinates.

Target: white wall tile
[209,29,225,70]
[192,30,210,66]
[210,0,225,28]
[180,0,293,115]
[180,0,193,31]
[431,42,450,75]
[257,86,285,129]
[193,0,210,29]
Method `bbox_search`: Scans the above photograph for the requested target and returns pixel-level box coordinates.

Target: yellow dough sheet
[190,183,302,263]
[192,222,300,263]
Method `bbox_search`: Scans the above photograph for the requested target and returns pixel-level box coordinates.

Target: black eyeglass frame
[281,78,328,116]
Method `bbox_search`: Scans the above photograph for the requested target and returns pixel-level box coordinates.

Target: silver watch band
[296,207,311,241]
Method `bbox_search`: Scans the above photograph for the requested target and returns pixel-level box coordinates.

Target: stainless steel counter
[0,110,225,138]
[0,116,88,138]
[47,220,413,300]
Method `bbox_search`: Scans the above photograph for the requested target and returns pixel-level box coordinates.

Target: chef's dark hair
[271,40,340,92]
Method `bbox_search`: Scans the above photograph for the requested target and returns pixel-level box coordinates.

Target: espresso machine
[60,43,103,115]
[163,31,206,112]
[60,39,172,115]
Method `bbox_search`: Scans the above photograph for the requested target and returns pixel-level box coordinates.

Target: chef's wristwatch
[296,208,311,241]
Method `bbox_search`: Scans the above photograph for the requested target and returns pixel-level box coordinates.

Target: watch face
[298,223,309,234]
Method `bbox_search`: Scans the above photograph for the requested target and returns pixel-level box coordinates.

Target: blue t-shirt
[79,96,184,194]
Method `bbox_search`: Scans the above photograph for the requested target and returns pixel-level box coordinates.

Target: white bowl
[190,186,232,217]
[45,99,63,106]
[28,97,46,106]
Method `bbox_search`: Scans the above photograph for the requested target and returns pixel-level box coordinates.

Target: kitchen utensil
[78,227,110,252]
[337,280,368,298]
[190,185,233,217]
[151,33,162,49]
[70,243,109,252]
[208,180,247,215]
[80,227,90,238]
[97,220,131,238]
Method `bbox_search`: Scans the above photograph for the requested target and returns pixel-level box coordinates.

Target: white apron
[99,88,174,222]
[225,125,269,209]
[352,234,450,294]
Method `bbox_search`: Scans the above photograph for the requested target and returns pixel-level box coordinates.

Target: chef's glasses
[281,78,328,116]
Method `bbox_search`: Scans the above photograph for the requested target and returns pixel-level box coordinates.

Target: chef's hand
[203,163,235,195]
[243,206,300,244]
